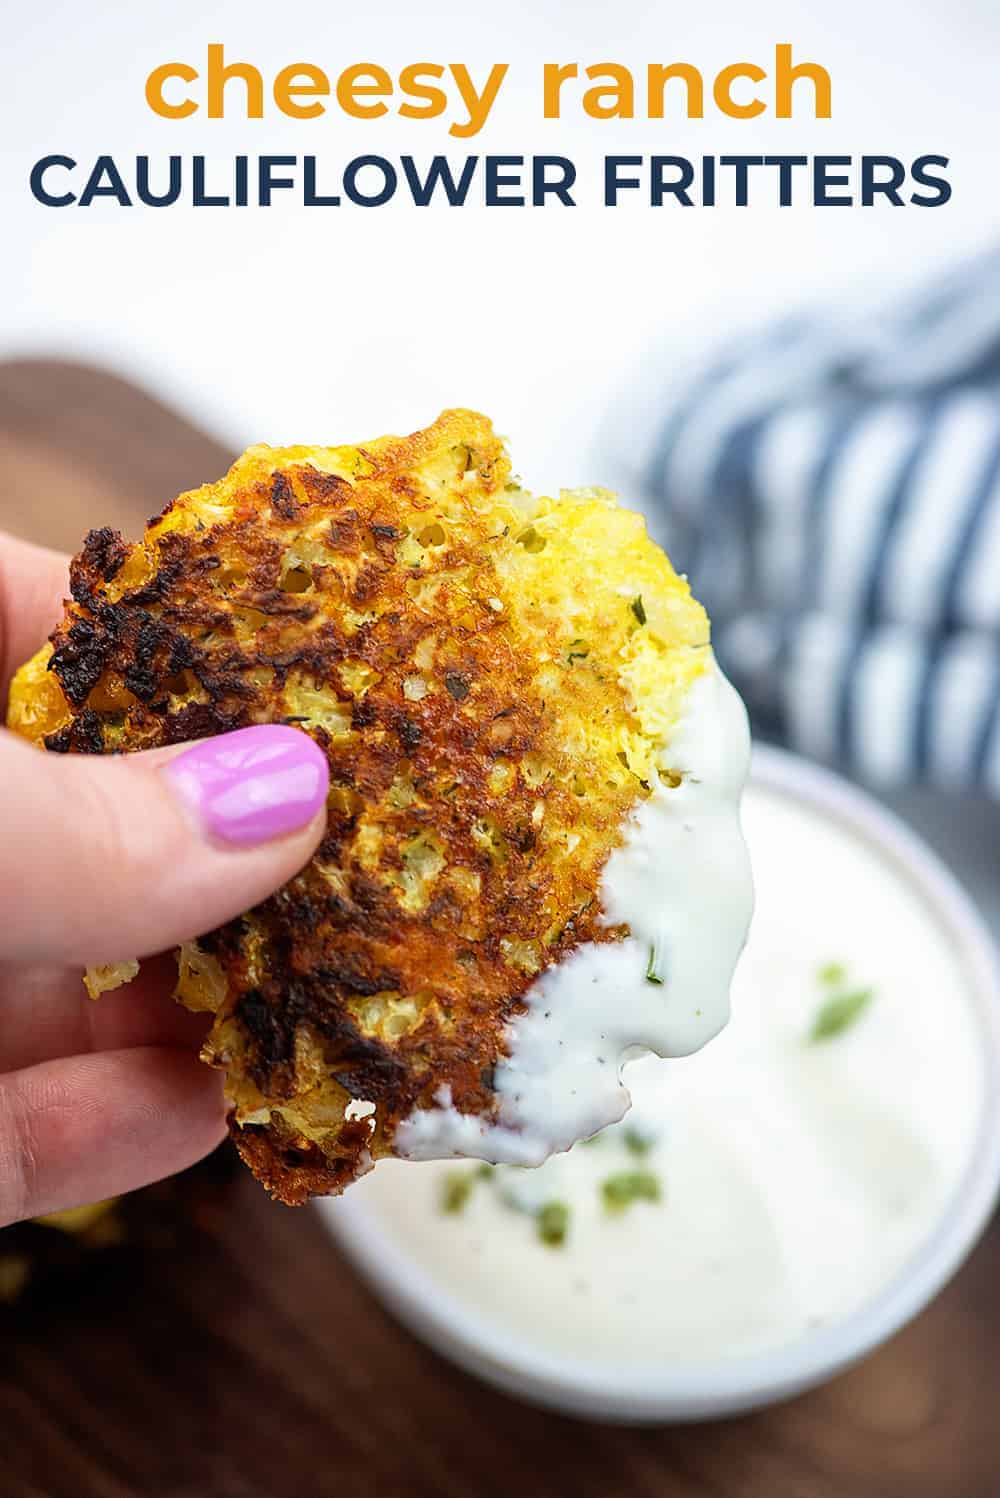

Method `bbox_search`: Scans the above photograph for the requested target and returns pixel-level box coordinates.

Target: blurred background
[4,2,1000,1495]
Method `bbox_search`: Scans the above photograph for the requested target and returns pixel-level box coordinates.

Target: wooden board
[0,358,996,1498]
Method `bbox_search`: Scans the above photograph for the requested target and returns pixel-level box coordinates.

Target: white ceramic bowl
[317,745,1000,1422]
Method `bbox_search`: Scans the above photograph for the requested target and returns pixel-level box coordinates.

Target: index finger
[0,531,70,704]
[0,1046,226,1225]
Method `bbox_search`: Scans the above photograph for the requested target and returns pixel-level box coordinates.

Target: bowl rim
[317,744,1000,1422]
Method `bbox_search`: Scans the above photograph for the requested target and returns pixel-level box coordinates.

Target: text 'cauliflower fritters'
[8,410,719,1204]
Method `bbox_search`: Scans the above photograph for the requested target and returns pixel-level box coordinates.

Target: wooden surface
[1,358,997,1498]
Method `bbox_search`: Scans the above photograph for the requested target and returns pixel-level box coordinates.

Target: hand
[0,531,329,1225]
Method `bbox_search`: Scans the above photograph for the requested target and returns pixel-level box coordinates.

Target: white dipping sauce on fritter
[351,776,985,1365]
[397,660,754,1165]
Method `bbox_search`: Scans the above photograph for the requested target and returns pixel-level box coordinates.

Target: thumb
[0,724,329,966]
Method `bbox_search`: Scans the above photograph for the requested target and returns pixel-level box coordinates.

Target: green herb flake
[475,1162,495,1180]
[818,960,847,986]
[537,1201,570,1247]
[624,1127,654,1158]
[810,987,874,1042]
[601,1171,661,1215]
[646,940,665,985]
[441,1171,476,1214]
[631,595,647,626]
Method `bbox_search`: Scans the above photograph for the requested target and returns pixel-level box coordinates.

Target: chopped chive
[810,987,874,1042]
[646,939,665,985]
[475,1162,495,1180]
[601,1170,661,1215]
[818,960,847,986]
[631,595,647,626]
[441,1171,476,1213]
[624,1127,654,1158]
[537,1201,570,1247]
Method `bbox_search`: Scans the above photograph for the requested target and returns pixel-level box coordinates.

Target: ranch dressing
[397,659,754,1164]
[352,776,985,1365]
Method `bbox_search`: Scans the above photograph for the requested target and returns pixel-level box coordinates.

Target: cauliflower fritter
[8,411,710,1203]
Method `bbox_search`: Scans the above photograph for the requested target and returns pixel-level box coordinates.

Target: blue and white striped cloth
[647,250,1000,791]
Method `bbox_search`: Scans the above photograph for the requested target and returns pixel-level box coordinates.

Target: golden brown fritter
[8,411,709,1203]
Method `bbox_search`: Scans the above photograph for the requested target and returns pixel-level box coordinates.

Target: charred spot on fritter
[7,410,710,1203]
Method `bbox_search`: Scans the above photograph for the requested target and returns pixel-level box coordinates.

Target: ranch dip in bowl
[319,746,1000,1421]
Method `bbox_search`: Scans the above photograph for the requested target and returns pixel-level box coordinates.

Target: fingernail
[164,725,329,846]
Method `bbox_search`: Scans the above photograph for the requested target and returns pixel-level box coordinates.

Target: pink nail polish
[164,725,329,846]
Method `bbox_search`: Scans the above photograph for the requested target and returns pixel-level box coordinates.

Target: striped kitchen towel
[647,248,1000,791]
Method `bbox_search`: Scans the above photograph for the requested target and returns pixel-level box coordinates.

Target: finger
[87,955,211,1052]
[0,723,330,966]
[0,1046,226,1226]
[0,956,209,1073]
[0,532,69,701]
